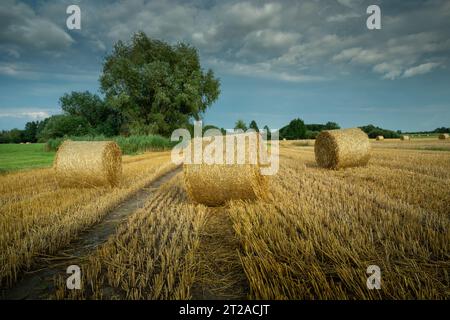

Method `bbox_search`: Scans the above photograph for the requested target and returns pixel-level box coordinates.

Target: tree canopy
[280,118,306,140]
[100,32,220,136]
[249,120,259,132]
[359,124,400,139]
[37,115,91,141]
[234,119,248,131]
[60,91,123,136]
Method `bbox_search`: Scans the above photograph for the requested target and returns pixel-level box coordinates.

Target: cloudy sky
[1,0,450,131]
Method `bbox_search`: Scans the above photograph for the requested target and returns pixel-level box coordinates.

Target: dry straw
[401,135,410,141]
[314,128,371,169]
[183,132,269,206]
[376,136,384,141]
[438,133,449,140]
[54,141,122,187]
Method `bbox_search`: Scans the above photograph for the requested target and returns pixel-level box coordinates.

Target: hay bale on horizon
[400,135,410,141]
[314,128,371,169]
[438,133,449,140]
[54,141,122,187]
[376,136,384,141]
[183,132,269,206]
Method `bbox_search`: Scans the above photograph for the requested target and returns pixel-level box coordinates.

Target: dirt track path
[191,207,249,299]
[2,166,182,300]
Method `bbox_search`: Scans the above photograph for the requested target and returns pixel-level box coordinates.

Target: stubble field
[1,140,449,299]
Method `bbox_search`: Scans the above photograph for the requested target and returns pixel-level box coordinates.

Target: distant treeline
[2,115,449,144]
[358,124,400,139]
[405,127,450,134]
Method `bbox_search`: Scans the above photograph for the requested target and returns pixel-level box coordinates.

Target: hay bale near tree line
[54,141,122,187]
[400,135,410,141]
[376,136,384,141]
[314,128,371,169]
[438,133,449,140]
[183,132,269,206]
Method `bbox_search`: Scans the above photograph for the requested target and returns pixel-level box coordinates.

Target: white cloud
[207,58,327,83]
[0,65,19,76]
[244,29,301,49]
[0,62,98,82]
[1,0,449,83]
[373,62,403,80]
[327,12,360,22]
[0,0,74,53]
[237,29,301,59]
[332,47,362,61]
[403,62,440,78]
[0,110,50,119]
[223,2,282,28]
[333,47,384,64]
[336,0,362,8]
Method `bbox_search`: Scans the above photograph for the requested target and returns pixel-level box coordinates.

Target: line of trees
[230,119,339,140]
[358,124,400,139]
[228,119,449,141]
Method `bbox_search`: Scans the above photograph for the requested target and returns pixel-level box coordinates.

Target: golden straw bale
[314,128,371,169]
[184,164,268,206]
[54,141,122,187]
[183,132,269,206]
[438,133,449,140]
[400,135,410,141]
[376,136,384,141]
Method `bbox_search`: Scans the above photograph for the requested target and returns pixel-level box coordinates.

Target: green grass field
[0,144,55,173]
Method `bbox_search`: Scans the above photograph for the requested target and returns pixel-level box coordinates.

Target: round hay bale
[184,164,268,206]
[183,132,268,206]
[376,135,384,141]
[314,128,371,169]
[54,141,122,187]
[400,135,410,141]
[438,133,449,140]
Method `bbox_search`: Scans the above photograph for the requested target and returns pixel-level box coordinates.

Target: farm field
[1,140,449,299]
[0,151,176,289]
[285,137,450,152]
[370,138,450,151]
[0,144,55,173]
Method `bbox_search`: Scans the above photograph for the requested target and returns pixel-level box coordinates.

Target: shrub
[38,115,93,141]
[45,135,175,155]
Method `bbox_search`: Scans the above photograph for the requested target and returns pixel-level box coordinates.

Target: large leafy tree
[100,32,220,136]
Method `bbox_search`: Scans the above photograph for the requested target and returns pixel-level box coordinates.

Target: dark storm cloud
[1,0,449,81]
[0,0,73,55]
